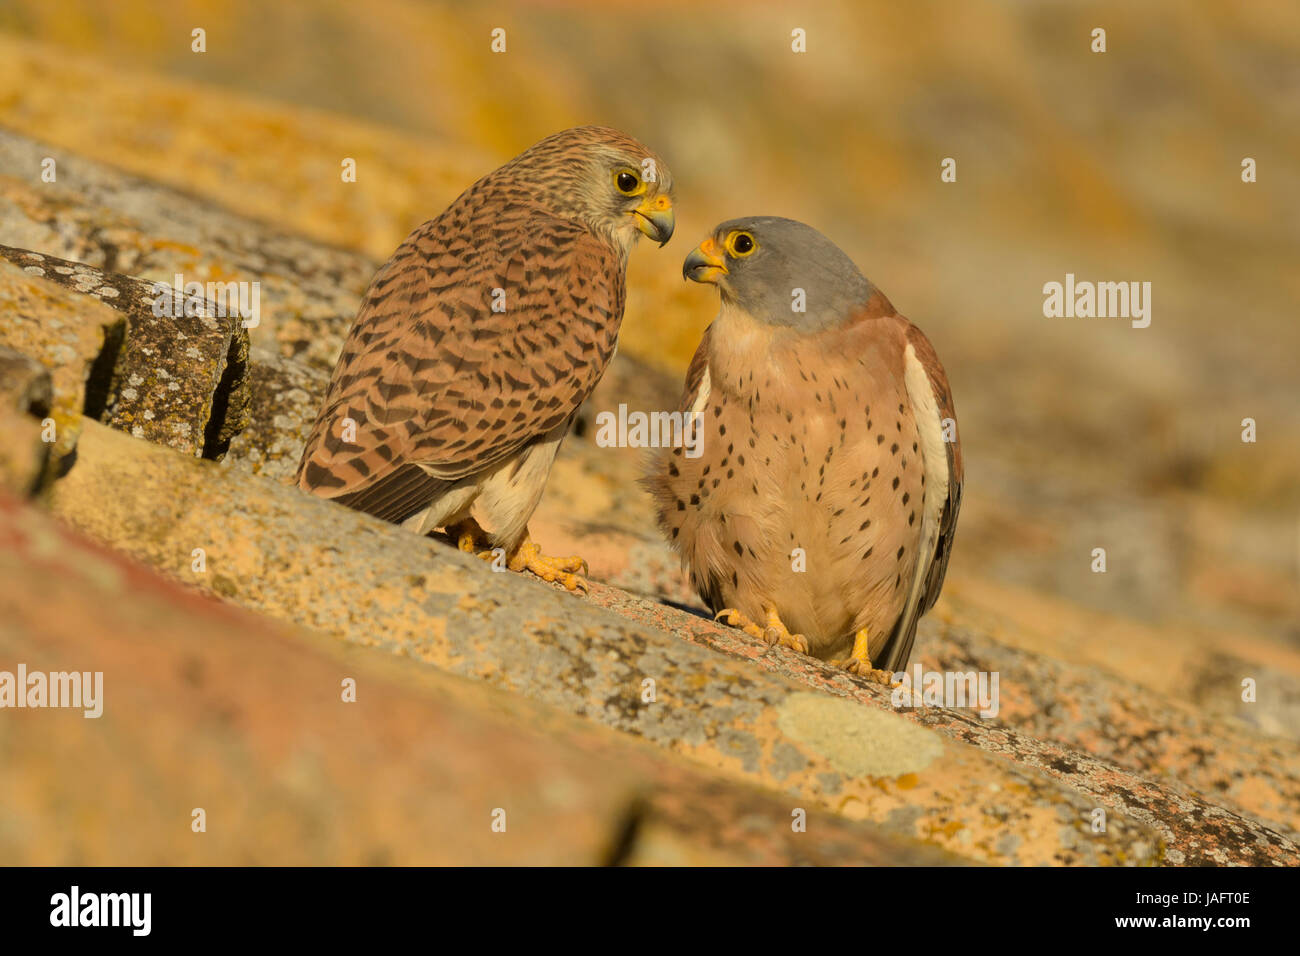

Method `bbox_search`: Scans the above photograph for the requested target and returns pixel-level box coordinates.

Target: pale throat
[609,221,638,260]
[708,300,793,400]
[708,298,884,406]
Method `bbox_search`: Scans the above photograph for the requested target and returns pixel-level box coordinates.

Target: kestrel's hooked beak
[682,237,728,284]
[632,193,675,246]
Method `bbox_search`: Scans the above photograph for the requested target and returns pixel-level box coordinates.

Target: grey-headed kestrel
[297,127,675,591]
[646,217,961,678]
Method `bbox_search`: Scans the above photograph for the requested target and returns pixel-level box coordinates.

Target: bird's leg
[715,601,809,654]
[759,602,811,653]
[447,519,587,593]
[447,516,490,554]
[503,528,589,593]
[713,607,766,641]
[831,628,897,686]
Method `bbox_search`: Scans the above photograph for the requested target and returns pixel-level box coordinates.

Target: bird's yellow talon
[716,602,809,655]
[760,602,810,653]
[832,628,897,686]
[765,626,810,654]
[448,522,587,592]
[448,517,490,554]
[714,608,767,642]
[506,536,589,592]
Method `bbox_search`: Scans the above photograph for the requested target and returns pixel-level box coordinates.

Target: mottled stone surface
[0,407,47,498]
[1,490,960,866]
[917,607,1300,847]
[223,347,327,481]
[0,343,50,413]
[0,347,54,497]
[944,577,1300,743]
[0,343,77,499]
[588,585,1300,867]
[0,244,249,458]
[0,343,54,489]
[0,254,120,416]
[48,419,1171,866]
[0,125,373,372]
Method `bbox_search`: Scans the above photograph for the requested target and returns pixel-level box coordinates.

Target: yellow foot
[503,534,589,593]
[447,516,489,554]
[715,602,810,655]
[831,628,897,686]
[447,521,588,593]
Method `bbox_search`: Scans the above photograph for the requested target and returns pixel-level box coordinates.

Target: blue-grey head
[682,216,876,328]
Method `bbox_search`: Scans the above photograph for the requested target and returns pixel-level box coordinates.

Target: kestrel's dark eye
[615,170,640,195]
[727,231,756,257]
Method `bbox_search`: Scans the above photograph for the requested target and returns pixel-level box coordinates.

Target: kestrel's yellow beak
[633,193,675,246]
[682,237,728,284]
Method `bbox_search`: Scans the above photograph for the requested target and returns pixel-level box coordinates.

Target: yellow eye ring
[725,230,757,257]
[613,168,644,196]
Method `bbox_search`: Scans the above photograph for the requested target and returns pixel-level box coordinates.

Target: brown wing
[297,210,625,521]
[676,324,725,610]
[907,323,962,617]
[639,324,728,609]
[677,321,714,413]
[877,319,962,673]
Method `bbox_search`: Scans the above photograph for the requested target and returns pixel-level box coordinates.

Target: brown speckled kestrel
[297,126,675,590]
[646,217,961,678]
